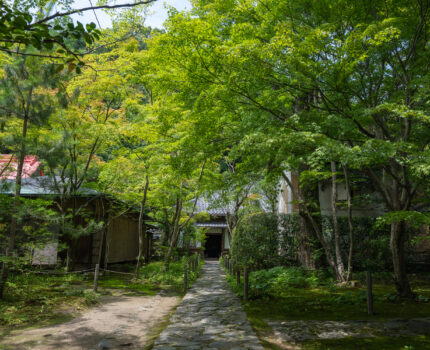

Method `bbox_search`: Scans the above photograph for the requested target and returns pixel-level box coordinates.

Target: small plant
[384,292,398,302]
[247,266,332,299]
[417,295,429,303]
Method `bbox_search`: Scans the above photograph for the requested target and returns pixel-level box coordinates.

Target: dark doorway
[205,234,222,258]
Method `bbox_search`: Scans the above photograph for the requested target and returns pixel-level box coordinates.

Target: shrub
[248,266,332,298]
[231,212,279,270]
[278,214,301,262]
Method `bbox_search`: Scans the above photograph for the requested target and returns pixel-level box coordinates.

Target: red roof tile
[0,155,43,179]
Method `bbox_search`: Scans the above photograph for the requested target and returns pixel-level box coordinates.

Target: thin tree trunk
[298,214,315,269]
[0,102,30,298]
[391,221,413,297]
[343,166,354,282]
[166,197,183,264]
[331,161,345,282]
[166,161,205,264]
[135,176,149,277]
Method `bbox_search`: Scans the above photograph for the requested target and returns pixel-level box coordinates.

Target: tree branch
[32,0,158,26]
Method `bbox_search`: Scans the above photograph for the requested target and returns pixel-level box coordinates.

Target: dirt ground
[0,293,180,350]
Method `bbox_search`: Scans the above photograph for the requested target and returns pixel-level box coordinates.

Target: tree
[145,0,430,296]
[0,57,62,297]
[0,0,157,67]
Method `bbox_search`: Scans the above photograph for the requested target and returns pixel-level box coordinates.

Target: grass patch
[138,260,203,292]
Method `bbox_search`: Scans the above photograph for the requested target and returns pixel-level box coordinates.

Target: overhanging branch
[32,0,158,26]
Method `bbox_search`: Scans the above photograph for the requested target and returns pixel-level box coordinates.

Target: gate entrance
[204,234,222,258]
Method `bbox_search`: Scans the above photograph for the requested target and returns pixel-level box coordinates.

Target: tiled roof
[0,155,42,179]
[0,176,98,196]
[196,221,228,228]
[195,196,233,216]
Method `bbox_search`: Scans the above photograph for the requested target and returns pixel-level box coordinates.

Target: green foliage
[0,1,100,66]
[248,266,331,299]
[320,215,393,271]
[138,259,202,291]
[243,275,430,322]
[278,214,302,262]
[0,272,97,327]
[231,212,279,270]
[0,195,58,268]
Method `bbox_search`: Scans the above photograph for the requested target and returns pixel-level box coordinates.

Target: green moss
[0,259,203,329]
[235,274,430,349]
[243,282,430,321]
[97,276,158,295]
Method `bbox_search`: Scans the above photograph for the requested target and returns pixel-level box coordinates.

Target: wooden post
[236,269,240,286]
[93,263,100,292]
[366,271,374,315]
[184,261,188,292]
[244,267,249,301]
[191,255,195,272]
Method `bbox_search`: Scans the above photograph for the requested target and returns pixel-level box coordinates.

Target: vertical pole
[366,271,374,315]
[192,255,196,272]
[244,267,249,301]
[93,263,100,292]
[236,269,240,286]
[184,261,188,293]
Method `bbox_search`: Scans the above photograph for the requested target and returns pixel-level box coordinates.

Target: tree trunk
[298,214,315,269]
[343,166,354,282]
[135,176,149,277]
[282,171,339,280]
[331,161,345,282]
[166,197,183,263]
[0,107,30,298]
[297,171,316,269]
[391,221,413,297]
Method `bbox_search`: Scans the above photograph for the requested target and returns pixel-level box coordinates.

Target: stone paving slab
[153,260,263,350]
[267,317,430,343]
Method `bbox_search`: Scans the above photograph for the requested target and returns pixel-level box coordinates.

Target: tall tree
[0,57,61,297]
[145,0,430,296]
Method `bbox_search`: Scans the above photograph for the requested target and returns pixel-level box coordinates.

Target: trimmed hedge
[230,211,416,272]
[231,212,279,270]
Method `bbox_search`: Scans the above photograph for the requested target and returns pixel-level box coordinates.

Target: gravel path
[153,260,263,350]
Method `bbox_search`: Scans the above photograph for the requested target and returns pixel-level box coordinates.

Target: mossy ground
[0,260,202,330]
[226,272,430,349]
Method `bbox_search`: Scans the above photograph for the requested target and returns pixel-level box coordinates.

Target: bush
[138,258,202,290]
[278,214,301,262]
[248,266,332,299]
[231,212,279,270]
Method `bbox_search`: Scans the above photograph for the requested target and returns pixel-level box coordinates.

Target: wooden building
[0,175,151,267]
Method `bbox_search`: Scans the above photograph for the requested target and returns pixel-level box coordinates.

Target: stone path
[268,318,430,343]
[152,260,264,350]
